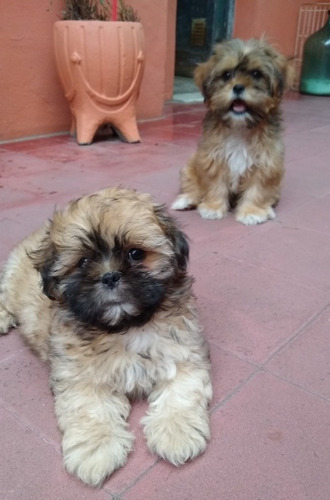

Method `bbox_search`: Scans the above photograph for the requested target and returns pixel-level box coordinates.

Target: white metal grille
[293,3,330,90]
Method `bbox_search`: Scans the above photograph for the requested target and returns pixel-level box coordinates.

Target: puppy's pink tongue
[232,100,246,113]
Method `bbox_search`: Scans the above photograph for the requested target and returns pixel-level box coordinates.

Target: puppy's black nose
[233,84,245,95]
[101,271,121,289]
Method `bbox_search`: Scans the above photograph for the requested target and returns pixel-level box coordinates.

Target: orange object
[53,21,145,145]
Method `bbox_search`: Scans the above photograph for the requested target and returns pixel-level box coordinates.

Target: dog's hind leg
[0,305,17,334]
[0,268,18,334]
[171,158,203,211]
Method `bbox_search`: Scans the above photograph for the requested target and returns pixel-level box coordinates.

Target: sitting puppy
[172,38,292,225]
[0,187,212,486]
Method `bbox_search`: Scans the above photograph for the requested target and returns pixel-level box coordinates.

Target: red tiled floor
[223,223,330,290]
[266,305,330,399]
[0,346,61,449]
[0,407,110,500]
[192,256,329,364]
[0,94,330,499]
[121,373,330,500]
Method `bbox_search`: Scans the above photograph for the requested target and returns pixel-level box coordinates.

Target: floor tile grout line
[207,302,330,378]
[208,341,261,369]
[210,368,261,414]
[260,301,330,367]
[0,131,70,147]
[210,360,330,420]
[101,489,116,500]
[109,458,161,499]
[276,193,327,215]
[277,220,330,236]
[208,303,330,413]
[262,368,330,403]
[0,396,61,454]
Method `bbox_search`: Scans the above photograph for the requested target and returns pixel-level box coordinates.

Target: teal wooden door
[175,0,234,76]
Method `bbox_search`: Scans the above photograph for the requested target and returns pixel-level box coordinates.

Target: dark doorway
[175,0,235,77]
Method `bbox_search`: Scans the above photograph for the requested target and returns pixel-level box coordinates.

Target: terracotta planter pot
[53,21,145,145]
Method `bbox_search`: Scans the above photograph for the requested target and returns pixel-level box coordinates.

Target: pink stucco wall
[0,1,71,141]
[132,0,177,117]
[233,0,322,57]
[0,0,176,142]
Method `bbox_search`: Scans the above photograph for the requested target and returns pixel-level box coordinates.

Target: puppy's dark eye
[78,257,90,268]
[251,69,263,80]
[222,70,233,82]
[128,248,145,262]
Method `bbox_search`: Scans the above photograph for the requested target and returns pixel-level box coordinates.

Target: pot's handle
[71,51,144,106]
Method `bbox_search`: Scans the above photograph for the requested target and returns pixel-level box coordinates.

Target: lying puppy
[172,38,293,225]
[0,187,212,486]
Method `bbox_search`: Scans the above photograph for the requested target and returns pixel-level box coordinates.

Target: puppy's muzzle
[101,271,121,289]
[231,84,248,114]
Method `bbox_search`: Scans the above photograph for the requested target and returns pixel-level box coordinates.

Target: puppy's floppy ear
[262,40,294,95]
[277,56,295,93]
[194,59,216,101]
[28,226,60,301]
[153,205,189,271]
[272,55,294,96]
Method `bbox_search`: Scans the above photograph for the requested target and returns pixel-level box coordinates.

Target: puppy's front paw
[62,426,134,486]
[198,202,227,220]
[171,194,196,211]
[143,411,210,465]
[236,205,275,225]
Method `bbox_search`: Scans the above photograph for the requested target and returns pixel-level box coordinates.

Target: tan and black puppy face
[31,187,189,333]
[195,38,292,128]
